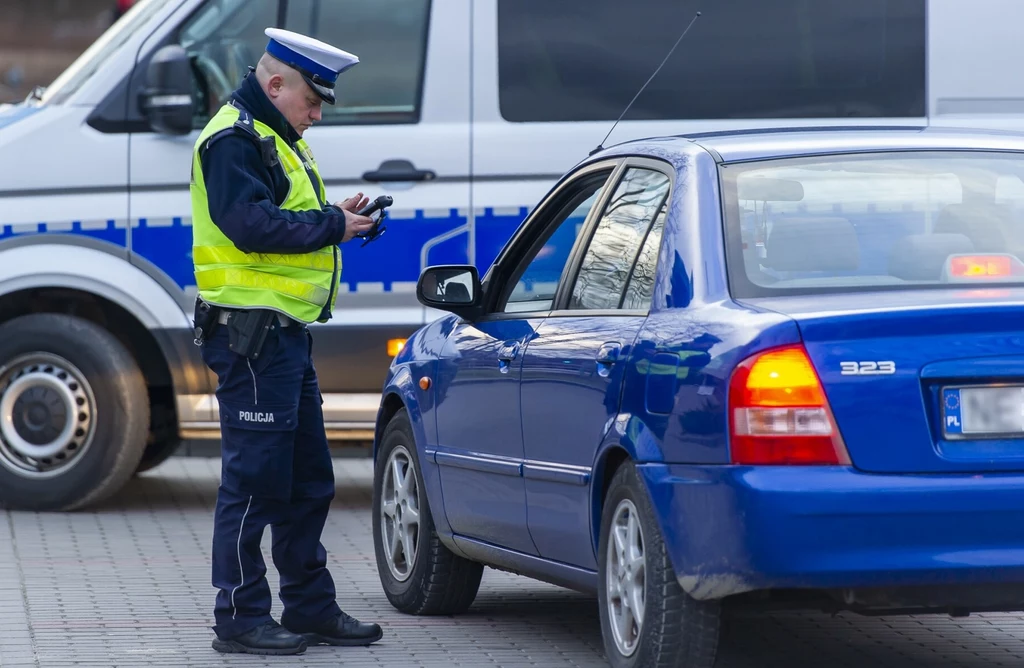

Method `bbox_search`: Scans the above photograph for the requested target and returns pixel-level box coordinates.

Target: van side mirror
[141,45,194,135]
[417,265,481,319]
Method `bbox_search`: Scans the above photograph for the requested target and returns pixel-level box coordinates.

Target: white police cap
[264,27,359,105]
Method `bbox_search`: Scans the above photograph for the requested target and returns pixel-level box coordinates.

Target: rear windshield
[720,151,1024,297]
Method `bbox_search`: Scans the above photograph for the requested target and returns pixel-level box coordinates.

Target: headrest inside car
[764,217,859,272]
[888,233,975,281]
[934,203,1010,253]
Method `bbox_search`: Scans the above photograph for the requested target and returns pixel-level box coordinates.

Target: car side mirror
[141,45,194,135]
[417,265,481,318]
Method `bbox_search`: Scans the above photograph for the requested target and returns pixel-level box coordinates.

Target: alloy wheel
[380,444,421,582]
[606,497,646,657]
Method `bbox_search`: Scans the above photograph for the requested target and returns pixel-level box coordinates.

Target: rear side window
[497,0,925,122]
[721,151,1024,297]
[569,168,671,310]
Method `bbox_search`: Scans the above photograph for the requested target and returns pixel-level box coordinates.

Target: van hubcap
[381,445,420,581]
[0,354,96,478]
[606,498,645,657]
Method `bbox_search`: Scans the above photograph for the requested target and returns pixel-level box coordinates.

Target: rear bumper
[639,464,1024,603]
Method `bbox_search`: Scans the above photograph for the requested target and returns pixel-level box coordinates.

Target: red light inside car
[728,345,850,466]
[948,255,1013,278]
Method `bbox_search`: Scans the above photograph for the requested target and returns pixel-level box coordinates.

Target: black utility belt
[193,299,303,360]
[216,310,300,328]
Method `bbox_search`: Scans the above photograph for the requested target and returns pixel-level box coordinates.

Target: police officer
[189,28,383,656]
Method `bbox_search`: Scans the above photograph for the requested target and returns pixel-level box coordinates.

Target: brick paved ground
[3,457,1024,667]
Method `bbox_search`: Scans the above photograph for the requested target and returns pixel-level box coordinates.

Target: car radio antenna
[590,10,702,156]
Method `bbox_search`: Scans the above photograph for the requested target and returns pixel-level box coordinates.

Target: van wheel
[598,461,721,668]
[0,314,149,511]
[372,408,484,615]
[135,397,180,474]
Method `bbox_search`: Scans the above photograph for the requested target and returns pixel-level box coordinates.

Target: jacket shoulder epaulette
[199,106,278,169]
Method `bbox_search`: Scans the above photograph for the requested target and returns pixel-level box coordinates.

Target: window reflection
[571,168,670,310]
[622,202,667,310]
[504,186,605,313]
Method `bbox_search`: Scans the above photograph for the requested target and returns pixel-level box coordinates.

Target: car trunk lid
[741,289,1024,473]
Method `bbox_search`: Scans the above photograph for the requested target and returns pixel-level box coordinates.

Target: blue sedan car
[371,126,1024,667]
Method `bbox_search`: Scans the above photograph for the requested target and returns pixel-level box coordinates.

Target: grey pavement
[2,457,1024,667]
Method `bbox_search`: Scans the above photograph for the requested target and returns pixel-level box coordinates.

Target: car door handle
[498,341,521,362]
[497,341,521,373]
[362,158,436,183]
[596,342,622,377]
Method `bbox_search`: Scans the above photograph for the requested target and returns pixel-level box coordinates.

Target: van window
[286,0,430,125]
[497,0,925,123]
[179,0,280,122]
[180,0,430,128]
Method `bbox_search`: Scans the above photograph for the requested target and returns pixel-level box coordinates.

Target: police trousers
[200,320,342,640]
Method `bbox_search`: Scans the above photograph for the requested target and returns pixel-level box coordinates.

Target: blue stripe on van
[0,219,127,247]
[0,208,529,293]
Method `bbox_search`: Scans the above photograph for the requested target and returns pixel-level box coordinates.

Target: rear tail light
[728,345,850,465]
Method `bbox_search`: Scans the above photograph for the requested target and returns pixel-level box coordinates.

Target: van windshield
[721,151,1024,297]
[37,0,178,106]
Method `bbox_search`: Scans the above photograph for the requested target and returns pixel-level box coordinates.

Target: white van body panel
[0,243,190,330]
[0,106,127,196]
[927,0,1024,127]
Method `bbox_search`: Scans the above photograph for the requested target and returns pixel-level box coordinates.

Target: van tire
[135,399,181,474]
[0,314,149,511]
[372,408,484,615]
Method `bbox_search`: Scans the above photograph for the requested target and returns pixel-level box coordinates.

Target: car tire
[0,314,149,511]
[372,408,484,615]
[597,461,721,668]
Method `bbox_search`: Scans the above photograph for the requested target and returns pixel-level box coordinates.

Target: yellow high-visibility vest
[190,102,340,324]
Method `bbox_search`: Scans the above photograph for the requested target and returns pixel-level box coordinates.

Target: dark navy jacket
[198,73,348,254]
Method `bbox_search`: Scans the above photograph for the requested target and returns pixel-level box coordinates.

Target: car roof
[605,125,1024,164]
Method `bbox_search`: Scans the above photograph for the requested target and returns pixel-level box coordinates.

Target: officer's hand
[341,209,375,242]
[336,193,370,213]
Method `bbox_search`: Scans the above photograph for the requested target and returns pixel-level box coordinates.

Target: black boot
[286,611,384,646]
[212,621,307,655]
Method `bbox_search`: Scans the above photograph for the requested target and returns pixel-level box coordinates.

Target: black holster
[224,309,276,360]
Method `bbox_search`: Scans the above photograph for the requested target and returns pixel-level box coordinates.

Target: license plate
[943,386,1024,438]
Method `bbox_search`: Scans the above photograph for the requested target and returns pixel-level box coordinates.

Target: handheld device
[354,194,393,246]
[356,194,393,218]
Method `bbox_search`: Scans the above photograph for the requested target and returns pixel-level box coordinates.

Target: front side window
[722,151,1024,297]
[180,0,430,128]
[179,0,279,123]
[501,177,609,313]
[569,168,671,310]
[286,0,430,125]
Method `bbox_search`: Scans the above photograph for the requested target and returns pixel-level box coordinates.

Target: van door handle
[596,342,622,377]
[362,158,436,183]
